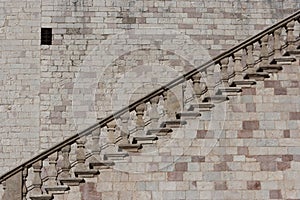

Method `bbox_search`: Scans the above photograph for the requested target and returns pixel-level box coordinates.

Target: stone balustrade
[0,10,299,200]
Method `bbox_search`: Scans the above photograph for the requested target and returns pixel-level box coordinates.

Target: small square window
[41,28,52,45]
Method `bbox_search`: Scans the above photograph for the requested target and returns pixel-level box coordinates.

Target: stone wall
[0,0,299,172]
[59,58,300,199]
[0,0,41,173]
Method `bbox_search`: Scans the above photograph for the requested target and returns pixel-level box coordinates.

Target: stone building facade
[0,0,300,199]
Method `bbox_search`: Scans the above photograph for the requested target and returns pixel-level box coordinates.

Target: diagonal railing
[0,9,299,184]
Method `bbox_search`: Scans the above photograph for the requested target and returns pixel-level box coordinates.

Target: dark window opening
[41,28,52,45]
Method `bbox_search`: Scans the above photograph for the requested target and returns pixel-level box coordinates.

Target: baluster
[44,152,69,194]
[231,49,257,86]
[163,90,172,119]
[162,90,180,119]
[274,28,282,58]
[2,181,6,194]
[119,113,130,144]
[245,37,272,79]
[91,128,101,159]
[74,137,98,177]
[46,152,58,187]
[22,168,28,200]
[162,91,169,120]
[104,120,129,159]
[220,57,229,87]
[204,66,215,98]
[191,72,207,102]
[217,56,242,95]
[107,120,117,144]
[31,161,43,196]
[135,103,145,135]
[149,96,160,129]
[286,20,295,51]
[58,145,84,186]
[30,160,52,199]
[89,126,116,168]
[59,145,71,179]
[233,50,243,81]
[246,44,255,71]
[260,35,269,67]
[118,112,143,151]
[75,137,87,172]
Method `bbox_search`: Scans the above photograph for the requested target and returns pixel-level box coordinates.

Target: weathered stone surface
[2,172,22,200]
[1,1,300,200]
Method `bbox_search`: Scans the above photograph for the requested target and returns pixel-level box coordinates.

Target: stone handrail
[0,9,299,184]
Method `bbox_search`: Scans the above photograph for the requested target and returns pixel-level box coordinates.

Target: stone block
[175,162,188,171]
[243,120,259,130]
[290,112,300,120]
[247,181,261,190]
[269,190,282,199]
[158,182,176,191]
[214,181,227,190]
[167,172,183,181]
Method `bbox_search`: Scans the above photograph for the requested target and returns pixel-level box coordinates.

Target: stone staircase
[0,10,300,200]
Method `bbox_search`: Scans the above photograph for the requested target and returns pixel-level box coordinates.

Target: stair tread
[132,135,158,140]
[147,128,173,134]
[29,194,53,200]
[89,160,115,169]
[160,120,187,128]
[257,64,283,73]
[104,152,129,160]
[285,49,300,55]
[244,72,270,80]
[118,143,142,152]
[271,56,296,64]
[216,87,242,95]
[44,185,70,194]
[59,177,85,186]
[230,79,256,87]
[74,169,99,178]
[132,135,158,144]
[187,103,215,111]
[176,111,201,119]
[203,95,229,103]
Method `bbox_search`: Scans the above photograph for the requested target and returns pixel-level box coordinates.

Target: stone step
[244,72,270,81]
[29,194,53,200]
[175,111,201,119]
[216,87,242,96]
[74,169,99,178]
[103,152,129,160]
[160,120,187,128]
[132,135,158,144]
[284,49,300,56]
[271,56,296,65]
[187,103,215,111]
[89,160,115,170]
[257,64,283,73]
[203,95,229,103]
[146,128,173,136]
[230,79,256,87]
[58,177,84,186]
[44,185,69,195]
[118,143,142,152]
